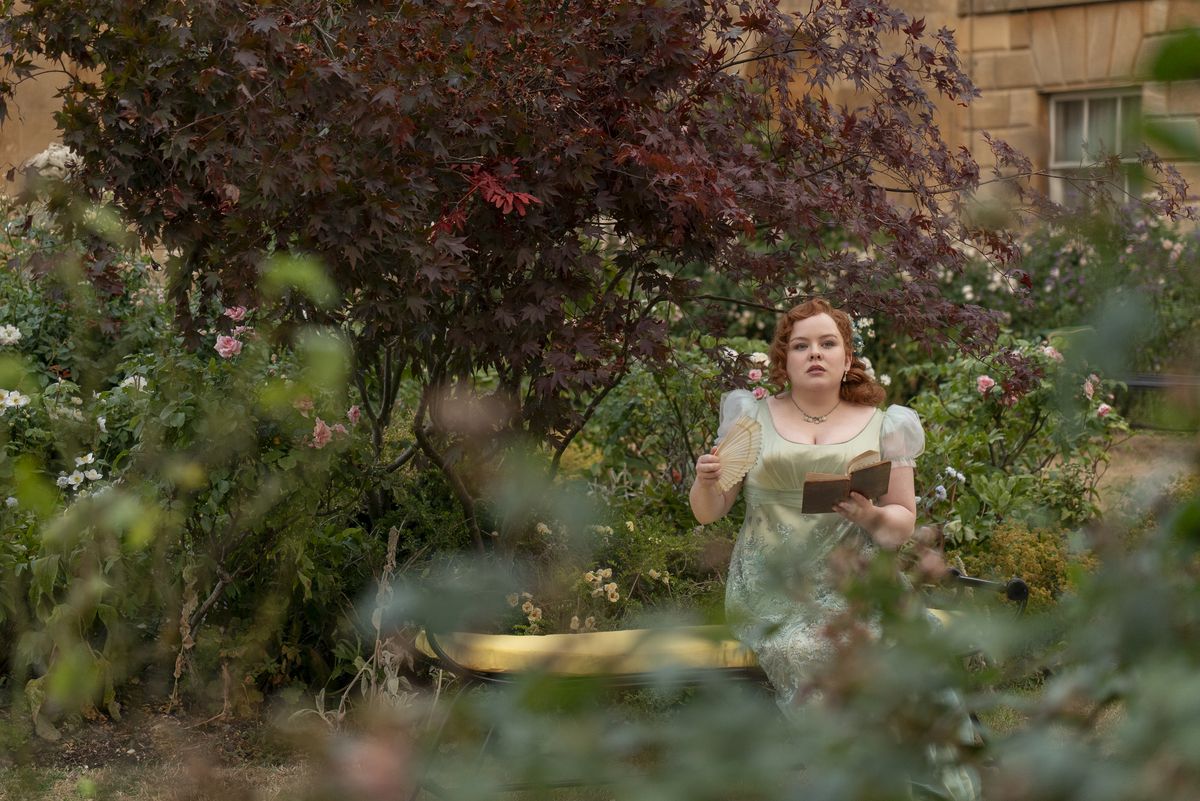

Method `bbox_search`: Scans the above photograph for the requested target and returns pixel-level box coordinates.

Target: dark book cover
[801,458,892,514]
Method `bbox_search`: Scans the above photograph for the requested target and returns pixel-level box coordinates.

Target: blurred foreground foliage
[381,475,1200,801]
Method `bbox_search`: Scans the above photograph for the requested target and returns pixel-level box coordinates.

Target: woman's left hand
[834,492,878,529]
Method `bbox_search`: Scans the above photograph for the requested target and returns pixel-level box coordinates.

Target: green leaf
[956,495,981,522]
[1144,117,1200,161]
[261,253,338,308]
[1149,30,1200,81]
[14,455,58,519]
[297,328,350,394]
[1171,495,1200,547]
[0,353,33,389]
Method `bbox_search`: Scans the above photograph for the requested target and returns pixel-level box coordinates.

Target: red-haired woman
[689,298,925,709]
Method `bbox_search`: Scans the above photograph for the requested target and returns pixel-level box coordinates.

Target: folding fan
[713,415,762,492]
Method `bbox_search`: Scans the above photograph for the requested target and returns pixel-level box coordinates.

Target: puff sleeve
[879,404,925,468]
[714,389,759,446]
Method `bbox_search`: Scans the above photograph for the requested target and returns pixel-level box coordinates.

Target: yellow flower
[603,582,617,594]
[591,587,604,597]
[584,616,596,631]
[607,589,620,603]
[647,569,661,580]
[625,520,635,532]
[506,593,519,607]
[569,616,581,631]
[535,522,551,536]
[583,571,597,584]
[521,600,535,614]
[599,567,613,579]
[528,607,543,622]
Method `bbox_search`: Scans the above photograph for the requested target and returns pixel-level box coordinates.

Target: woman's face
[785,313,851,391]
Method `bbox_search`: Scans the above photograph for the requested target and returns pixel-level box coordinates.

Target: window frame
[1047,88,1143,205]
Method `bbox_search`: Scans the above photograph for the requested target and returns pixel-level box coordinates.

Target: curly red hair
[767,298,886,406]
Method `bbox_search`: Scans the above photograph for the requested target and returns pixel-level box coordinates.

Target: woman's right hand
[690,446,731,524]
[695,447,722,488]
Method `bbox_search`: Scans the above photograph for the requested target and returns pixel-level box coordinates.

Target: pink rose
[748,369,763,382]
[976,375,996,394]
[232,325,252,337]
[347,405,361,425]
[310,417,333,449]
[214,335,243,359]
[1042,346,1063,362]
[332,423,348,435]
[1097,403,1112,418]
[1083,379,1094,399]
[224,306,248,322]
[752,386,767,400]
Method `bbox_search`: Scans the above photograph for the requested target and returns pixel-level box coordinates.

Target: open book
[801,450,892,514]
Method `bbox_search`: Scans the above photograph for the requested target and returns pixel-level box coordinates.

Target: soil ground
[1097,430,1196,493]
[0,702,309,801]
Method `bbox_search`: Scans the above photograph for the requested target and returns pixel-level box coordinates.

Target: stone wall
[0,67,68,195]
[778,0,1200,198]
[959,0,1200,192]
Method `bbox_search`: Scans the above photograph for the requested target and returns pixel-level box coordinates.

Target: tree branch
[413,393,485,553]
[653,364,696,467]
[384,444,417,473]
[1001,409,1047,471]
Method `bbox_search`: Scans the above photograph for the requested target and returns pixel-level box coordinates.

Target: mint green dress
[715,390,925,709]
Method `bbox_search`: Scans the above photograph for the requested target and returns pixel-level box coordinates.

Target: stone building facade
[0,68,68,194]
[781,0,1200,203]
[956,0,1200,201]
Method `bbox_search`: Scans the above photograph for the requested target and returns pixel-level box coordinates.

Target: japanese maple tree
[1,0,1186,545]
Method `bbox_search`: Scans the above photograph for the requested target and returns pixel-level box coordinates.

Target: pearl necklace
[788,393,841,424]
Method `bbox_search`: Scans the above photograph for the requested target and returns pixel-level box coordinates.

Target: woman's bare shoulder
[844,401,881,419]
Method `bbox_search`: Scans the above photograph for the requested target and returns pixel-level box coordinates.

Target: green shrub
[497,496,738,635]
[0,206,390,727]
[953,523,1095,611]
[907,336,1128,547]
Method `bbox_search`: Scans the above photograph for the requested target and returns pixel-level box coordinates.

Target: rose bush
[904,337,1129,555]
[0,205,399,730]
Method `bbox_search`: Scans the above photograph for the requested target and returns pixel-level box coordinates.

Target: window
[1049,90,1142,205]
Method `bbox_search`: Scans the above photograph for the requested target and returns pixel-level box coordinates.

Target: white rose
[0,325,22,346]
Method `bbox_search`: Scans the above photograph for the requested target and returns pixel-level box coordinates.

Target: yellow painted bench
[414,572,1026,685]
